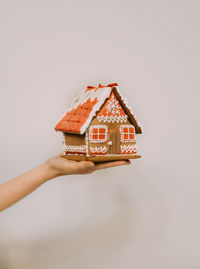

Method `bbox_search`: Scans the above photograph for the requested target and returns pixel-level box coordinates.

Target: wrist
[45,158,62,180]
[42,161,59,182]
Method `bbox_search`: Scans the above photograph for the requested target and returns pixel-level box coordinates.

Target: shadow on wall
[0,245,11,269]
[0,178,136,269]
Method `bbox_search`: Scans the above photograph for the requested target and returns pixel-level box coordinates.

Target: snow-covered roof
[55,83,142,134]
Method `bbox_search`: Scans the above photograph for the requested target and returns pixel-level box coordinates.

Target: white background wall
[0,0,200,268]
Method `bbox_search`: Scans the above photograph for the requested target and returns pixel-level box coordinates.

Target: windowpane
[89,125,107,142]
[92,134,98,140]
[99,134,105,139]
[124,134,129,139]
[129,127,134,133]
[99,128,106,134]
[120,125,135,142]
[93,128,98,134]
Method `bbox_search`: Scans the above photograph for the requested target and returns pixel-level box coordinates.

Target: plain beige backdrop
[0,0,200,268]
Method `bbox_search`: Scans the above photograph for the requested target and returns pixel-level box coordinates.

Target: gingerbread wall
[64,133,86,155]
[86,92,137,156]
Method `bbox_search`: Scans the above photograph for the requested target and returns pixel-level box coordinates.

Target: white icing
[71,87,111,134]
[72,87,111,109]
[58,84,142,134]
[120,145,137,154]
[90,146,107,154]
[85,131,89,157]
[106,94,121,115]
[120,125,135,143]
[89,125,108,143]
[116,86,143,131]
[64,145,86,153]
[97,115,128,123]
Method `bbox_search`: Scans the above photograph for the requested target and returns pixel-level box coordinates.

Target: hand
[47,155,131,177]
[0,156,130,212]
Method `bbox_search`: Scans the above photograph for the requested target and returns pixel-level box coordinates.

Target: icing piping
[64,145,86,153]
[89,125,108,143]
[105,94,121,115]
[120,125,135,142]
[97,115,128,123]
[55,84,142,135]
[85,131,89,157]
[120,145,137,154]
[77,87,111,134]
[89,146,107,154]
[116,86,143,131]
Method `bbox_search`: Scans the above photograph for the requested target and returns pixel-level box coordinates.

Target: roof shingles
[55,83,142,134]
[55,97,98,133]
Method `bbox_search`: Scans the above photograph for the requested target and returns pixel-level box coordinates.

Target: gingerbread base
[61,154,141,162]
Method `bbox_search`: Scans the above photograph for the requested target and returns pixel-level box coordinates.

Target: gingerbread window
[89,125,108,143]
[120,125,135,142]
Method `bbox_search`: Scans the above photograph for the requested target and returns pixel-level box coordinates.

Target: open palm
[47,155,130,177]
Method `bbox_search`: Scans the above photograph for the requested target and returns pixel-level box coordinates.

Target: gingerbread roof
[55,83,142,134]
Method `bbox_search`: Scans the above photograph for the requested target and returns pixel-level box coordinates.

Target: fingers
[58,156,131,175]
[94,160,131,170]
[76,161,96,174]
[73,160,130,174]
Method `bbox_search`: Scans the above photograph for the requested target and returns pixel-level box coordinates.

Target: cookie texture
[55,83,142,162]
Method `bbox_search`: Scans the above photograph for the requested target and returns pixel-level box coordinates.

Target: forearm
[0,161,56,212]
[0,155,129,212]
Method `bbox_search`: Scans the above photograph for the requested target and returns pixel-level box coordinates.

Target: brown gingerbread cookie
[55,83,142,162]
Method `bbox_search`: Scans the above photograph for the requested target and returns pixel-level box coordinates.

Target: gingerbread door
[108,130,120,154]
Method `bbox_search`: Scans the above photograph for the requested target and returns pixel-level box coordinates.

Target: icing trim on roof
[79,87,111,134]
[55,83,142,134]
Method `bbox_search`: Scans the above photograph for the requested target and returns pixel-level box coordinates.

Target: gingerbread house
[55,83,142,162]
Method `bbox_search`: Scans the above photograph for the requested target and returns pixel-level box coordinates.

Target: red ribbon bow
[85,83,118,92]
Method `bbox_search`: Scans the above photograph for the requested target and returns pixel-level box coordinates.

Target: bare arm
[0,155,130,212]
